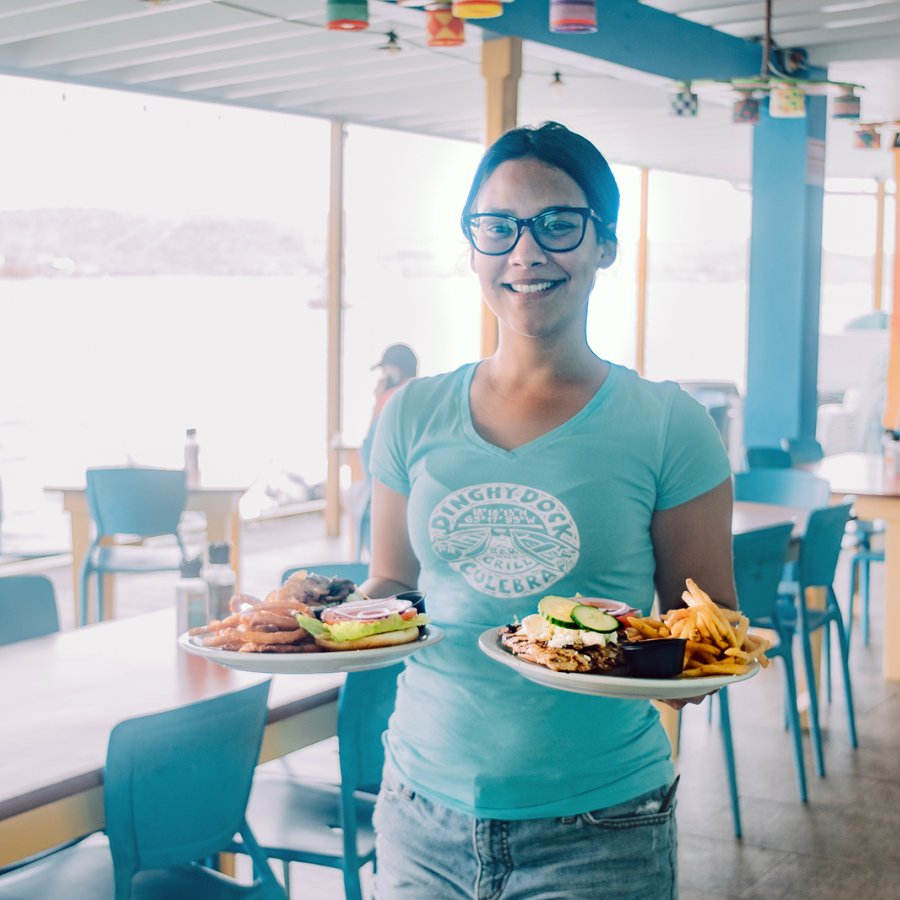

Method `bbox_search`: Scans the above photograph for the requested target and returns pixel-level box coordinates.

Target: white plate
[178,626,443,674]
[477,628,759,700]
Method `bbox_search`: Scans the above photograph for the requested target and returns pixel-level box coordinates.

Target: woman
[363,122,735,899]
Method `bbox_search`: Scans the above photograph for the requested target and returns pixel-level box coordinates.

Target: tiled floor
[16,514,897,899]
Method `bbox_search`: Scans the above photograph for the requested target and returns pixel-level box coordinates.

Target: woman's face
[469,157,613,342]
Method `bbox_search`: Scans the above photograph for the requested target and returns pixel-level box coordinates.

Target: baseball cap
[372,343,419,379]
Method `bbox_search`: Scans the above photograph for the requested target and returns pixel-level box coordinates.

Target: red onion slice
[322,597,412,623]
[574,598,638,618]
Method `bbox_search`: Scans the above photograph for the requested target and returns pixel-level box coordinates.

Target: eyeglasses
[462,207,601,256]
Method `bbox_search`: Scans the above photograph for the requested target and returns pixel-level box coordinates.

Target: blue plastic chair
[80,467,189,625]
[778,503,858,778]
[782,437,824,467]
[0,575,59,646]
[727,524,808,802]
[281,562,368,586]
[0,680,285,899]
[847,525,884,647]
[745,446,792,469]
[733,469,832,509]
[230,664,401,900]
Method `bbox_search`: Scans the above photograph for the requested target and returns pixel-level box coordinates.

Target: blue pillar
[743,95,826,449]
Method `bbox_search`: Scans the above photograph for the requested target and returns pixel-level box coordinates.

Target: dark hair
[460,122,619,245]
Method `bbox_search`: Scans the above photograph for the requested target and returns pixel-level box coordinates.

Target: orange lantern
[451,0,502,19]
[427,8,465,46]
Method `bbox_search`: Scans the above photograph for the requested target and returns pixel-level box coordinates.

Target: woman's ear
[596,240,617,270]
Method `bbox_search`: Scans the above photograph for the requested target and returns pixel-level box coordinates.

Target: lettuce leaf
[321,613,428,643]
[295,611,428,642]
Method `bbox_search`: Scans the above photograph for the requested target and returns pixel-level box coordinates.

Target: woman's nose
[508,224,548,266]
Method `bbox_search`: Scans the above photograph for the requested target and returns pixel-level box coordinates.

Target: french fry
[681,661,752,677]
[626,616,662,639]
[625,578,772,678]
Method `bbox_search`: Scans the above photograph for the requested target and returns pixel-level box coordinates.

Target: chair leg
[847,555,860,645]
[830,590,859,749]
[823,621,832,705]
[282,860,290,896]
[96,571,105,622]
[342,864,364,900]
[797,625,826,778]
[780,647,809,802]
[861,558,871,647]
[79,560,92,626]
[718,688,742,839]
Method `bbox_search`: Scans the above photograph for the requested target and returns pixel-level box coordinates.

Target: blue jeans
[372,763,678,900]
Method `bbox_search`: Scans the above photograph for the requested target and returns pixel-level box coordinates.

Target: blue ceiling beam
[477,0,763,82]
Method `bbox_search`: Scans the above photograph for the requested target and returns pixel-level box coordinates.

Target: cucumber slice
[538,596,581,629]
[571,604,620,634]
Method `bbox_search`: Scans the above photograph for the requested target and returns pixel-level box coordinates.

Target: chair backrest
[86,467,187,539]
[0,575,59,646]
[732,524,795,622]
[104,680,272,891]
[338,663,402,796]
[281,562,368,586]
[783,437,824,466]
[745,446,792,469]
[733,469,832,509]
[798,502,853,589]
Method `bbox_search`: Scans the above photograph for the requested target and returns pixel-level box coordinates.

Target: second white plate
[477,627,758,700]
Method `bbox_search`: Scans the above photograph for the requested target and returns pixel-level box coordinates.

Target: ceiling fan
[670,0,864,123]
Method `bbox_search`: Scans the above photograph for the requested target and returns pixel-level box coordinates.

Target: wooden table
[805,451,899,681]
[0,610,342,869]
[46,484,247,625]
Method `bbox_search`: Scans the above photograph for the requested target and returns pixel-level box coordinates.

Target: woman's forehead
[474,157,588,212]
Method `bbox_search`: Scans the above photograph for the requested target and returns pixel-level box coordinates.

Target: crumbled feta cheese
[521,613,617,648]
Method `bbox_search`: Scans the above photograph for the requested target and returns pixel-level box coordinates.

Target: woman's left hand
[657,690,719,711]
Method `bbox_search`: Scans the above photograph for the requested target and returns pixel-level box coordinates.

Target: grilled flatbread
[499,625,623,673]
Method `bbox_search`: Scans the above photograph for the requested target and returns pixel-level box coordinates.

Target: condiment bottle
[205,542,236,622]
[184,427,201,488]
[175,556,207,634]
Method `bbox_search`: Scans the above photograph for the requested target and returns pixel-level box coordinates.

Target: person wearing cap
[354,344,419,559]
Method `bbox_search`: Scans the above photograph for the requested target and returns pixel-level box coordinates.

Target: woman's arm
[650,477,736,613]
[361,478,420,599]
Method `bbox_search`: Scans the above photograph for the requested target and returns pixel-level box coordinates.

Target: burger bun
[314,625,421,652]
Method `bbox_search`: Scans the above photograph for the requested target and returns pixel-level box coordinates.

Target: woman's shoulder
[391,362,476,406]
[608,364,688,407]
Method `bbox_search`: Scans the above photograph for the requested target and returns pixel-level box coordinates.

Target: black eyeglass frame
[461,206,603,256]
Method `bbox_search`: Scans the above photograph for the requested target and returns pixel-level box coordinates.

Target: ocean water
[0,272,481,544]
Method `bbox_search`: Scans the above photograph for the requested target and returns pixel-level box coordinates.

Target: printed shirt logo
[429,483,579,598]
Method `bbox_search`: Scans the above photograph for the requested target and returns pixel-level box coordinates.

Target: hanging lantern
[450,0,502,18]
[426,8,465,46]
[832,90,861,120]
[732,93,760,124]
[327,0,368,30]
[768,83,805,118]
[549,0,597,33]
[670,84,698,118]
[853,127,881,150]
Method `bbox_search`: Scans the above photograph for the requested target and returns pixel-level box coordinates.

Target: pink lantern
[549,0,597,33]
[427,8,465,46]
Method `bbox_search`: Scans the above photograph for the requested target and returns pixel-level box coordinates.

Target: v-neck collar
[458,361,619,459]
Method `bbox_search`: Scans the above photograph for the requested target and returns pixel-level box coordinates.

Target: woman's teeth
[508,281,556,294]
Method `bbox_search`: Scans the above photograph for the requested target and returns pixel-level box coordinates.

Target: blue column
[744,95,826,449]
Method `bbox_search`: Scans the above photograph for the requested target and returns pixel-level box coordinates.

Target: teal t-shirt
[370,361,731,820]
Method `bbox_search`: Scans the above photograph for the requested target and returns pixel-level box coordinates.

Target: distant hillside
[0,208,322,277]
[0,209,885,283]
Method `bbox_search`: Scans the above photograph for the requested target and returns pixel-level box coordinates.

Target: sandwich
[296,596,429,651]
